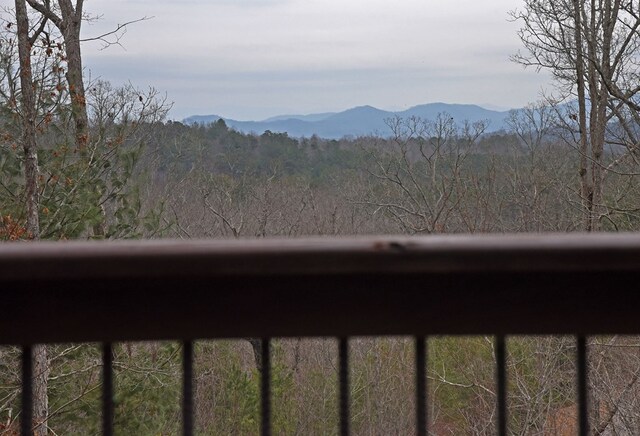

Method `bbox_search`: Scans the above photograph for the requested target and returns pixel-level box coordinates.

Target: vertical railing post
[577,336,588,436]
[261,338,271,436]
[21,346,33,436]
[495,335,507,436]
[182,341,193,436]
[415,336,427,436]
[339,337,350,436]
[102,343,114,436]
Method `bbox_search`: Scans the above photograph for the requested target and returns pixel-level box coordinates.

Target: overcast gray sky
[80,0,552,121]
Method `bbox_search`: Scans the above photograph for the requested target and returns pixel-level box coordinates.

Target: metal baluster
[339,337,349,436]
[261,338,271,436]
[182,341,193,436]
[415,336,427,436]
[577,336,588,436]
[21,346,32,436]
[496,335,507,436]
[102,343,113,436]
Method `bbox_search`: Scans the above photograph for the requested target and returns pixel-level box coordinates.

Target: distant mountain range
[182,103,512,139]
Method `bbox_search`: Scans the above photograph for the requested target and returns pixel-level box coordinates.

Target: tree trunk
[573,0,591,231]
[15,1,48,434]
[58,0,88,151]
[55,1,107,236]
[585,0,616,232]
[247,338,263,372]
[32,346,49,436]
[589,0,616,232]
[15,0,40,240]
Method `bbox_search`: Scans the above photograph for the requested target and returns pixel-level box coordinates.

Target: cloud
[81,0,552,120]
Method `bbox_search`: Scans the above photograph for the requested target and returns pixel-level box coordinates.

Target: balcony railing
[3,233,640,436]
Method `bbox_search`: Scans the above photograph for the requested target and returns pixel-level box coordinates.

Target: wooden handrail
[2,233,640,344]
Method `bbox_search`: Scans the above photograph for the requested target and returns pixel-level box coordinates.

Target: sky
[79,0,553,121]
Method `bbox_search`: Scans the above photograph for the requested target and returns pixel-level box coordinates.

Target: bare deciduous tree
[14,2,49,434]
[512,0,640,231]
[358,114,488,234]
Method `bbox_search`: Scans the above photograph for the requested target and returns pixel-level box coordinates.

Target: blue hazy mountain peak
[182,102,512,139]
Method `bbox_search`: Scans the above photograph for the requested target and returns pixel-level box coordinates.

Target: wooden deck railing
[3,233,640,436]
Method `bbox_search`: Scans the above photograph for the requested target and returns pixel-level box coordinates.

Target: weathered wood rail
[3,233,640,436]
